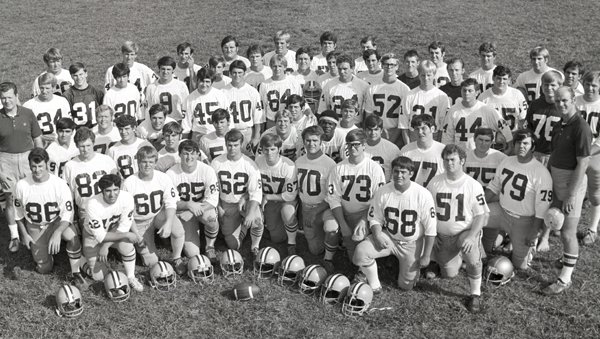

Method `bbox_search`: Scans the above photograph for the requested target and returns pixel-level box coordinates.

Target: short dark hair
[114,114,137,129]
[441,144,467,161]
[391,156,415,172]
[512,129,537,149]
[98,174,122,191]
[111,63,130,78]
[178,139,200,154]
[28,147,49,164]
[148,104,168,118]
[55,117,77,131]
[157,56,176,69]
[74,127,95,144]
[68,62,86,75]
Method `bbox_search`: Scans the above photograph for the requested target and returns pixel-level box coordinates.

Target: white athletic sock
[469,277,482,296]
[124,259,136,278]
[361,261,381,290]
[285,222,298,245]
[8,224,19,239]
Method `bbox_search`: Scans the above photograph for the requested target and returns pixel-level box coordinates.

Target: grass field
[2,0,600,338]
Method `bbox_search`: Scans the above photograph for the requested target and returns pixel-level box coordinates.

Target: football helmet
[485,256,514,287]
[299,264,328,295]
[220,249,244,277]
[319,273,350,305]
[544,207,565,231]
[342,282,373,316]
[149,261,177,291]
[302,80,322,113]
[253,247,281,279]
[188,254,214,284]
[277,255,305,286]
[104,270,130,302]
[55,284,83,318]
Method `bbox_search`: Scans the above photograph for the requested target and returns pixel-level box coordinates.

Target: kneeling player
[353,156,436,292]
[14,148,85,286]
[167,140,220,262]
[83,174,144,291]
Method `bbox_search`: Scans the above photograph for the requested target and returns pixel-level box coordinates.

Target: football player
[256,133,299,254]
[123,146,186,272]
[63,62,104,128]
[428,41,450,87]
[23,73,71,146]
[357,49,383,85]
[287,94,317,135]
[256,110,301,161]
[311,31,338,75]
[92,105,121,155]
[543,86,592,295]
[174,42,201,92]
[317,110,346,162]
[103,63,142,121]
[46,118,79,178]
[107,114,154,179]
[32,47,74,97]
[442,78,513,151]
[137,104,176,150]
[398,50,420,90]
[468,42,497,93]
[317,51,341,90]
[353,156,436,292]
[485,129,552,268]
[208,55,232,89]
[259,55,302,128]
[337,99,361,138]
[15,148,85,286]
[363,53,411,146]
[246,45,272,89]
[427,144,489,313]
[318,54,369,119]
[399,114,445,187]
[181,67,228,143]
[199,109,230,162]
[263,30,297,74]
[83,173,144,291]
[145,56,189,122]
[353,36,377,74]
[401,60,449,144]
[167,140,220,262]
[211,129,263,254]
[479,65,528,132]
[326,129,385,261]
[291,47,320,114]
[515,46,561,103]
[439,58,465,106]
[156,122,197,172]
[221,36,251,74]
[563,61,584,96]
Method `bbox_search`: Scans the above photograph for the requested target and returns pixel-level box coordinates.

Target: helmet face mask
[319,273,350,305]
[485,256,514,287]
[150,261,177,291]
[253,247,281,279]
[220,249,244,278]
[277,255,305,287]
[104,271,130,302]
[55,285,83,318]
[188,254,214,284]
[342,282,373,316]
[299,265,327,295]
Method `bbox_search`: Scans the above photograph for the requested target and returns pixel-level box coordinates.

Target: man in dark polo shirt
[543,86,592,295]
[0,82,43,253]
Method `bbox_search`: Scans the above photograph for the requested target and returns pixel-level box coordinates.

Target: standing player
[318,54,369,119]
[221,35,251,73]
[208,56,232,89]
[398,50,420,90]
[427,144,489,313]
[104,41,156,98]
[515,46,560,103]
[92,105,121,155]
[174,42,201,92]
[32,47,74,97]
[563,61,584,96]
[287,94,317,135]
[326,130,385,262]
[485,129,552,268]
[357,49,383,85]
[23,73,71,146]
[468,42,497,93]
[317,51,341,90]
[439,58,465,106]
[15,148,85,286]
[136,104,176,150]
[123,146,186,273]
[211,129,263,254]
[543,87,592,295]
[145,56,189,122]
[181,68,228,144]
[311,31,338,75]
[107,115,153,179]
[442,78,513,151]
[256,110,301,161]
[83,173,144,291]
[263,30,297,73]
[199,109,230,162]
[167,140,220,262]
[103,63,142,121]
[363,53,411,146]
[353,156,436,292]
[246,45,272,89]
[256,134,299,254]
[399,114,445,187]
[429,41,450,87]
[259,55,302,128]
[353,36,377,74]
[64,62,104,128]
[46,118,79,178]
[292,47,320,114]
[360,115,402,182]
[479,65,528,132]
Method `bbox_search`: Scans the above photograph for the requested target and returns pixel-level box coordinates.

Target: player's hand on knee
[22,234,33,250]
[373,232,389,250]
[124,232,138,243]
[188,202,204,217]
[420,254,431,268]
[48,231,62,255]
[460,235,476,253]
[157,224,172,238]
[536,237,550,252]
[563,197,575,214]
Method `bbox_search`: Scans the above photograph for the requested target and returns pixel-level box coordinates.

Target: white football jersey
[92,126,121,154]
[23,95,71,138]
[317,73,337,90]
[222,83,264,130]
[469,67,495,93]
[292,114,318,135]
[326,157,385,214]
[103,84,142,120]
[199,132,227,162]
[341,138,401,182]
[136,116,176,142]
[318,77,369,117]
[464,149,507,188]
[295,153,336,205]
[364,79,411,130]
[14,174,74,226]
[263,50,297,72]
[401,87,449,129]
[107,138,153,179]
[515,67,560,102]
[357,71,384,86]
[442,101,513,150]
[369,182,436,242]
[256,155,298,202]
[212,76,232,90]
[211,154,262,204]
[62,153,118,209]
[167,161,220,208]
[354,57,368,74]
[105,62,156,94]
[317,128,346,161]
[487,156,552,218]
[83,190,134,242]
[123,170,178,221]
[47,141,79,177]
[479,87,528,131]
[224,56,251,73]
[155,148,179,173]
[181,87,228,135]
[427,173,489,236]
[259,77,303,121]
[173,64,202,90]
[310,54,328,74]
[434,62,450,88]
[575,95,600,140]
[246,68,273,89]
[32,69,74,97]
[399,141,446,187]
[145,79,189,121]
[256,126,302,161]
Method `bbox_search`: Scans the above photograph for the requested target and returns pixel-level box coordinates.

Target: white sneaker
[129,276,144,292]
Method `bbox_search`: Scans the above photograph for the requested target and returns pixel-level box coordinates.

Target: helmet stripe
[227,250,234,263]
[159,261,167,272]
[64,285,74,301]
[111,271,120,286]
[329,274,341,288]
[259,248,269,262]
[306,265,316,277]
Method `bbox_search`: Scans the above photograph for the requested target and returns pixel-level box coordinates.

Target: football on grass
[233,282,260,301]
